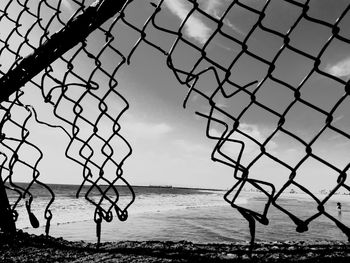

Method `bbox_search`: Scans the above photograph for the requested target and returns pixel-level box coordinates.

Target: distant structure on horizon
[149,185,173,189]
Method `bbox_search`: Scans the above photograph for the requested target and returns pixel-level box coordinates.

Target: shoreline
[1,231,350,262]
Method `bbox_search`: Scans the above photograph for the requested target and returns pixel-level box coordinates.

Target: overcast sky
[1,0,350,192]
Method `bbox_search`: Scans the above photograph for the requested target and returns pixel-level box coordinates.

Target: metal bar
[0,0,128,103]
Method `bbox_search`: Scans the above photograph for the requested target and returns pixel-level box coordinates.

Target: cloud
[61,0,74,11]
[164,0,212,44]
[327,57,350,79]
[223,18,245,35]
[333,114,344,123]
[172,138,211,156]
[209,123,277,164]
[122,121,172,139]
[200,0,222,17]
[163,0,243,44]
[199,0,244,35]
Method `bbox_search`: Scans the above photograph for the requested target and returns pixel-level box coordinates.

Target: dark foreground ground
[1,231,350,262]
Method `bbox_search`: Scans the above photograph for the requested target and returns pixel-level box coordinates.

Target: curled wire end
[296,223,308,233]
[25,198,39,229]
[182,88,192,109]
[115,207,128,221]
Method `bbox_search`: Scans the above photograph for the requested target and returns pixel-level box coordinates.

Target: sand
[1,230,350,262]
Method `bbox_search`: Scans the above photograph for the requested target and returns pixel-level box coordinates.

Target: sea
[6,183,350,244]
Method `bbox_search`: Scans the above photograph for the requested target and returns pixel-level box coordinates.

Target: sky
[1,0,350,192]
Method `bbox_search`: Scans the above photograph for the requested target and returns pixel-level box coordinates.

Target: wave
[15,191,249,229]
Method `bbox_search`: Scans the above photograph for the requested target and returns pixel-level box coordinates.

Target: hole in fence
[1,0,349,246]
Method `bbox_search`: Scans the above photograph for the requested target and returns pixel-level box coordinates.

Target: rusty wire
[0,0,349,245]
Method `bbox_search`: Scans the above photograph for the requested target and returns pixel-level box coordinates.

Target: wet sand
[1,231,350,262]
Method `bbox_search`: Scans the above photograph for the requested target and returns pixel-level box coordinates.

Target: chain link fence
[0,0,349,246]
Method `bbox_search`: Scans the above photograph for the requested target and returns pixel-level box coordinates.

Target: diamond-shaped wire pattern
[0,0,349,244]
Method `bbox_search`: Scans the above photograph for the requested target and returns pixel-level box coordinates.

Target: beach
[4,184,350,261]
[1,231,350,262]
[12,184,349,243]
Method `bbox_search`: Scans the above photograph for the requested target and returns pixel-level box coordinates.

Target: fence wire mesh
[0,0,350,245]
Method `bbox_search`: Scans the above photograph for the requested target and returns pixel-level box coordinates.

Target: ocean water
[7,184,350,243]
